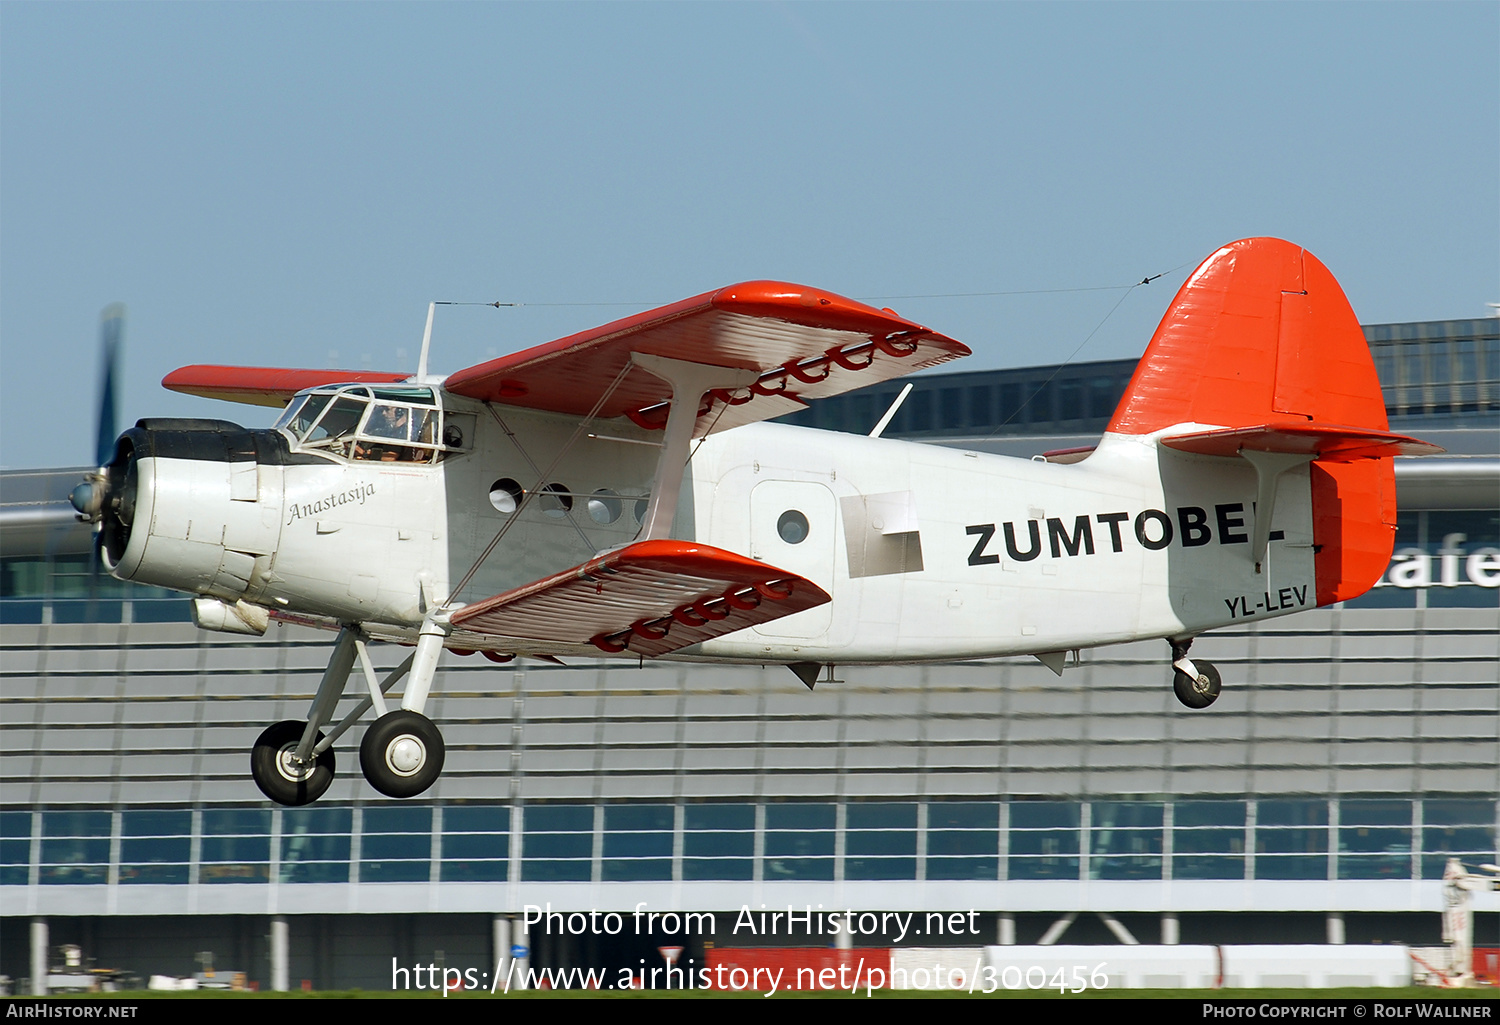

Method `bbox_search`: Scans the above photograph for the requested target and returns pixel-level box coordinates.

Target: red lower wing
[447,540,831,658]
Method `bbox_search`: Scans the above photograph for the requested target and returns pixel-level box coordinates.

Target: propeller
[69,305,135,567]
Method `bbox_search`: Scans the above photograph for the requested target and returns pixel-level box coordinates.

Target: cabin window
[777,509,810,544]
[588,490,622,524]
[489,479,524,514]
[539,483,573,518]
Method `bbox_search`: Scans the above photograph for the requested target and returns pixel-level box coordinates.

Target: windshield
[275,385,455,464]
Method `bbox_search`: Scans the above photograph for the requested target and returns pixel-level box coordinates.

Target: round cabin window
[588,489,622,524]
[540,483,573,518]
[488,478,524,514]
[777,510,810,544]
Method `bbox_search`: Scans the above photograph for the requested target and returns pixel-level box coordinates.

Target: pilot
[356,405,414,461]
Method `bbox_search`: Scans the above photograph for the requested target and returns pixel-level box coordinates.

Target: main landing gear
[1170,638,1221,709]
[360,709,446,799]
[249,622,449,806]
[251,720,336,806]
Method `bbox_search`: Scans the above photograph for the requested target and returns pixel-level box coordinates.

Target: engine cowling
[83,419,287,602]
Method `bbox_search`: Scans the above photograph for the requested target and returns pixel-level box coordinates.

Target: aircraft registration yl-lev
[70,238,1440,806]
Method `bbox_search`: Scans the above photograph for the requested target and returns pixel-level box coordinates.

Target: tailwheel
[360,709,445,798]
[251,720,336,806]
[1173,658,1222,709]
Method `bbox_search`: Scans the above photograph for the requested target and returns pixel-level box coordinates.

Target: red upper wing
[162,367,412,408]
[442,281,968,435]
[161,282,968,431]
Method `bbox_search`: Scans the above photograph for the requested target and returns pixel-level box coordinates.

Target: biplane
[70,238,1439,805]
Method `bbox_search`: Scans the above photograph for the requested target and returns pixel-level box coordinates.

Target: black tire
[1173,658,1223,709]
[360,710,445,799]
[251,720,335,806]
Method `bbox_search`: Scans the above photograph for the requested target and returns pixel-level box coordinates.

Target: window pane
[280,807,352,884]
[1090,802,1162,880]
[522,805,592,882]
[844,803,916,880]
[439,805,508,883]
[1009,802,1079,880]
[1256,799,1328,880]
[1173,800,1246,880]
[684,804,753,881]
[925,802,998,881]
[764,803,834,880]
[39,811,110,885]
[602,805,672,881]
[1422,799,1497,879]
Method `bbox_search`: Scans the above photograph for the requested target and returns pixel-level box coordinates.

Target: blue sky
[2,2,1496,469]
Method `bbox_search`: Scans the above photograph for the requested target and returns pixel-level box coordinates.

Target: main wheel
[1173,658,1223,709]
[251,720,335,806]
[360,709,445,798]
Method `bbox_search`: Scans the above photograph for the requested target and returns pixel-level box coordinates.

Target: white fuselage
[116,401,1316,664]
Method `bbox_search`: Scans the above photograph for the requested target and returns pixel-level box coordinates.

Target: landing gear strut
[247,622,449,805]
[1170,639,1222,709]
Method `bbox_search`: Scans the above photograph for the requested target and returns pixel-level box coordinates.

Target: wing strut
[447,361,639,606]
[630,354,758,540]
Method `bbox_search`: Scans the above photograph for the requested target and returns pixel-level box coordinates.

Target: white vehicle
[71,238,1438,806]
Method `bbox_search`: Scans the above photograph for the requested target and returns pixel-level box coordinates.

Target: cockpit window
[306,397,367,448]
[272,394,310,432]
[370,386,436,405]
[277,393,330,438]
[364,404,414,441]
[275,384,463,464]
[353,403,437,462]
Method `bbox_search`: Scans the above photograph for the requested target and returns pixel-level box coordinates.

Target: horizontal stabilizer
[447,540,831,658]
[1161,423,1443,461]
[163,366,411,407]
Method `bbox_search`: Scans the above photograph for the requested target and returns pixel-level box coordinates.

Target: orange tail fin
[1107,237,1388,435]
[1107,238,1430,606]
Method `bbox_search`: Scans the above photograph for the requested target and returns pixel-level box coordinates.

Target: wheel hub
[275,745,316,783]
[386,735,426,776]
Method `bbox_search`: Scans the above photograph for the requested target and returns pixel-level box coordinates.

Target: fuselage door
[749,480,835,640]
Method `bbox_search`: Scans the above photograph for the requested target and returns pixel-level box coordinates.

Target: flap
[447,539,831,658]
[442,281,969,436]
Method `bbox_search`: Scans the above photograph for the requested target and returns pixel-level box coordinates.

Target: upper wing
[160,282,968,431]
[162,366,412,408]
[447,539,830,658]
[441,281,969,436]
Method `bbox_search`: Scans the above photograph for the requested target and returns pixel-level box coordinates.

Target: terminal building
[1,318,1495,991]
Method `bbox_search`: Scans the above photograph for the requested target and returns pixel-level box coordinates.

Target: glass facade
[1344,509,1500,610]
[439,805,509,882]
[5,797,1489,888]
[1366,319,1500,419]
[1,547,188,626]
